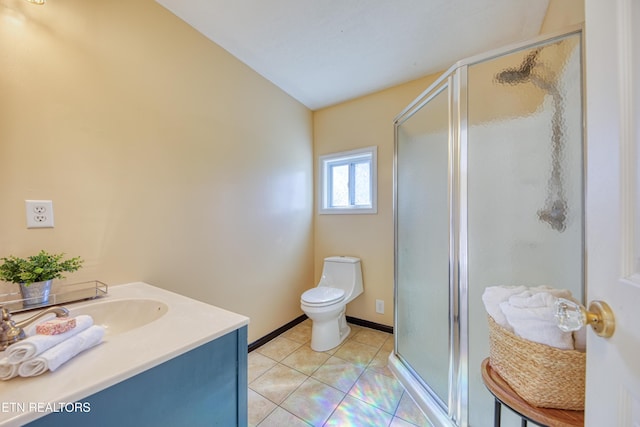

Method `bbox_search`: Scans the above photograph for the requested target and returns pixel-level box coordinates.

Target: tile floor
[248,320,433,427]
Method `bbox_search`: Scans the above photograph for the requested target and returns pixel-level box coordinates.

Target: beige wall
[313,75,440,326]
[0,0,314,342]
[540,0,584,33]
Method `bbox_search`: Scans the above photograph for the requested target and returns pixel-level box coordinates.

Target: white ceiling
[155,0,549,110]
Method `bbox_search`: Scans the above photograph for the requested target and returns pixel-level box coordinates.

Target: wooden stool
[481,358,584,427]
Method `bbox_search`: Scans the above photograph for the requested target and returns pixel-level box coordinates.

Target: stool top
[481,358,584,427]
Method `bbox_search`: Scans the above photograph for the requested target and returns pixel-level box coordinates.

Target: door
[395,81,453,414]
[584,0,640,425]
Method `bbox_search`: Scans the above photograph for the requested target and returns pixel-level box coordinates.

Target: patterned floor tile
[256,336,304,362]
[348,367,404,414]
[248,324,431,427]
[281,377,345,426]
[250,363,308,405]
[281,344,332,376]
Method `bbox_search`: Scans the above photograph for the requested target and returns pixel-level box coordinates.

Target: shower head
[537,199,567,232]
[496,47,568,233]
[494,49,540,85]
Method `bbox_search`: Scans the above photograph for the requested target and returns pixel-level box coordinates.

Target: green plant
[0,250,83,286]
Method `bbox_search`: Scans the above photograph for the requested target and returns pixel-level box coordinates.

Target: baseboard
[346,316,394,335]
[248,314,307,352]
[248,315,393,352]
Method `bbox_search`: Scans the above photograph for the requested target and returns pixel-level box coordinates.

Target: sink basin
[68,298,169,336]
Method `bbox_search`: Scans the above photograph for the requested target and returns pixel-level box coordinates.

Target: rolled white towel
[500,291,575,350]
[0,357,19,381]
[18,325,105,377]
[6,315,94,364]
[574,327,587,351]
[481,286,527,331]
[529,286,586,350]
[529,285,574,300]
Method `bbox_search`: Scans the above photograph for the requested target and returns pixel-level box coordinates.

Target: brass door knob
[555,298,615,338]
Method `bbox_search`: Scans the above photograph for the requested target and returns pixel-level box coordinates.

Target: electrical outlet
[376,299,384,314]
[25,200,54,228]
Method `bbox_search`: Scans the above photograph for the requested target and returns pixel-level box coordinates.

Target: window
[319,146,377,214]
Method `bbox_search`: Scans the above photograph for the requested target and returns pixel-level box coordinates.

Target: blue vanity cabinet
[27,326,248,427]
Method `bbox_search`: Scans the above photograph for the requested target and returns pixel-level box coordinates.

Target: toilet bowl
[301,256,363,351]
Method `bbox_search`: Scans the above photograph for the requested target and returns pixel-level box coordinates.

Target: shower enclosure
[390,28,584,427]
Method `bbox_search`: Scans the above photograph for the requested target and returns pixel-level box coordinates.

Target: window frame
[318,146,378,215]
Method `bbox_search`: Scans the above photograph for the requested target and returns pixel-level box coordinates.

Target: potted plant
[0,250,83,306]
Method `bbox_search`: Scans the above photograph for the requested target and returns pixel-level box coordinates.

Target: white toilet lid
[301,287,345,305]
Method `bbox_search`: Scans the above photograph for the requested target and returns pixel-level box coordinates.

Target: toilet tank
[319,256,364,303]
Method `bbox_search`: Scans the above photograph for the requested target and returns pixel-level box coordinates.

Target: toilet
[301,256,364,351]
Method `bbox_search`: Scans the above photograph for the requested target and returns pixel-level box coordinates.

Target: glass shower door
[393,29,583,427]
[465,33,584,426]
[395,81,452,410]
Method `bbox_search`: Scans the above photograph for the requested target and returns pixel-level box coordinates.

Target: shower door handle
[554,298,616,338]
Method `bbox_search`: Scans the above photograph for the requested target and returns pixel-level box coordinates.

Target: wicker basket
[487,316,586,410]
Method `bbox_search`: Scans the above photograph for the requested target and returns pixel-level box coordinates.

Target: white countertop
[0,282,249,426]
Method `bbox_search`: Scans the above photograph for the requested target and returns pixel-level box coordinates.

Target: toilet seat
[301,287,345,307]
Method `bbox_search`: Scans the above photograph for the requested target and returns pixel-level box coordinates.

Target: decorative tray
[0,280,108,313]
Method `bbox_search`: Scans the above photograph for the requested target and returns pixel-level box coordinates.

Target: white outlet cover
[25,200,54,228]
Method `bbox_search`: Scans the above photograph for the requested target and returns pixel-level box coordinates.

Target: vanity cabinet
[27,326,247,427]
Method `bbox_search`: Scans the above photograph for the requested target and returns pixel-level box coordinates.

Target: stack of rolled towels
[482,285,586,351]
[0,315,104,380]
